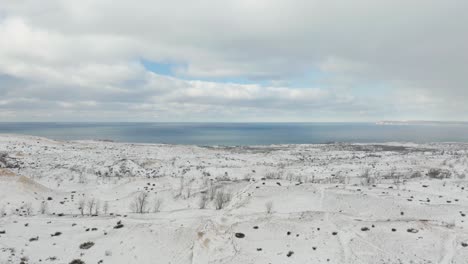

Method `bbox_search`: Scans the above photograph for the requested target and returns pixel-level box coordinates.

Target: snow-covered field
[1,134,468,264]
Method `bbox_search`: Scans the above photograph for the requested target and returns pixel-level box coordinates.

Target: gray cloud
[0,0,467,121]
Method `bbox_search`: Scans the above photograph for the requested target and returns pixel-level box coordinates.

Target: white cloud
[0,0,467,121]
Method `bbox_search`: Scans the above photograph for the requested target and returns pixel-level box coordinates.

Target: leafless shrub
[427,168,451,179]
[103,201,109,215]
[265,171,282,180]
[360,168,375,186]
[185,182,192,199]
[265,201,273,214]
[386,168,402,187]
[94,200,101,215]
[131,192,149,213]
[78,198,85,216]
[152,197,163,213]
[208,182,218,201]
[214,189,232,210]
[198,194,208,209]
[87,198,96,216]
[336,172,348,185]
[39,201,48,214]
[308,174,316,183]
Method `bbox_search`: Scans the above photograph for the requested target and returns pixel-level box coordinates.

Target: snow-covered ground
[1,134,468,264]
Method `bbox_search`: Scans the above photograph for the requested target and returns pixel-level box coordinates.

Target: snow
[1,134,468,263]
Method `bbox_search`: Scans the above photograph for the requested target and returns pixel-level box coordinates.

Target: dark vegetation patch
[407,228,419,233]
[113,220,124,229]
[79,241,94,250]
[51,232,62,237]
[69,259,85,264]
[234,233,245,238]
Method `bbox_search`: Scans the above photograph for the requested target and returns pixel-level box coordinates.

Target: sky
[0,0,467,122]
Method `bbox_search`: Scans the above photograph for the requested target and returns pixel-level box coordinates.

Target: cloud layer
[1,0,467,121]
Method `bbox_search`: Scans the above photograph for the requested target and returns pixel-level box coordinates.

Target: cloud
[0,0,467,121]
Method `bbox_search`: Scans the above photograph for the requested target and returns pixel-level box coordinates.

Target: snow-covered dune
[1,134,468,264]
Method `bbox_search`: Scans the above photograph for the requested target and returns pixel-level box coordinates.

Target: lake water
[0,122,467,146]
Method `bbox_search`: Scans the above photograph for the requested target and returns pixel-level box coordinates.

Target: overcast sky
[0,0,467,122]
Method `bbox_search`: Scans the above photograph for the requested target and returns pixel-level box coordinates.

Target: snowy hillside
[1,134,468,264]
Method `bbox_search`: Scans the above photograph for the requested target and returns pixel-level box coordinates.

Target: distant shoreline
[376,121,468,126]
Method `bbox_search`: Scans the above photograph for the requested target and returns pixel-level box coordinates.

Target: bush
[265,171,282,180]
[130,192,149,213]
[152,197,163,213]
[113,220,124,229]
[427,168,451,179]
[69,259,85,264]
[79,241,95,250]
[39,201,48,215]
[214,189,232,210]
[360,168,375,186]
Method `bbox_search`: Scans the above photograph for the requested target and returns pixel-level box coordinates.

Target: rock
[407,228,418,233]
[234,233,245,238]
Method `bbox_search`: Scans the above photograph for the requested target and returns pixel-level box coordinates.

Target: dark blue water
[0,122,467,145]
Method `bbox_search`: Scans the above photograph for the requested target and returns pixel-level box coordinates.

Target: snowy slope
[1,134,468,264]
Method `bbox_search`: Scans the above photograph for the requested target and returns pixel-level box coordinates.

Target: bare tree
[103,201,109,215]
[87,198,96,216]
[131,192,149,213]
[152,197,163,213]
[388,168,402,188]
[214,189,232,210]
[336,171,348,185]
[185,184,192,199]
[198,194,208,209]
[265,201,274,214]
[78,198,86,216]
[39,201,48,214]
[208,182,217,201]
[360,168,375,186]
[94,199,101,215]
